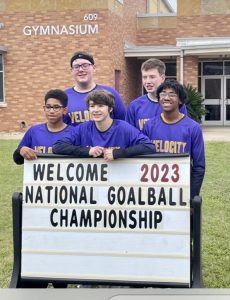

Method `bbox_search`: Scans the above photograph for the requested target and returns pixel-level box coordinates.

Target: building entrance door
[224,77,230,125]
[202,76,230,125]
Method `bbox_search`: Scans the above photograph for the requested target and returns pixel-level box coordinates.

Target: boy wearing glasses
[53,89,155,161]
[64,51,126,126]
[126,58,187,130]
[143,80,205,198]
[13,89,75,164]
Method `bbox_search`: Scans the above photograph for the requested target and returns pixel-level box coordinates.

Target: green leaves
[184,84,206,123]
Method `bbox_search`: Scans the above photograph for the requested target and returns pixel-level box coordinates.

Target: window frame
[147,0,177,16]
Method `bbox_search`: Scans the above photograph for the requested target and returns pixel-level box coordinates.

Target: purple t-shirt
[126,94,187,130]
[65,119,152,148]
[64,84,126,126]
[18,123,75,153]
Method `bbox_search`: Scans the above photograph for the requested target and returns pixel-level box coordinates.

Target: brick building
[0,0,230,132]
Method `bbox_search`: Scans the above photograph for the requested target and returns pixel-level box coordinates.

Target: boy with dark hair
[13,89,74,164]
[64,50,126,126]
[53,89,154,161]
[143,80,205,198]
[126,58,187,130]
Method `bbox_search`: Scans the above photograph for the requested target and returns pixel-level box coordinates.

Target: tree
[184,84,206,123]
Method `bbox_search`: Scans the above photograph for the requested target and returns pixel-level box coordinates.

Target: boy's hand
[103,148,114,161]
[20,146,37,160]
[89,146,104,157]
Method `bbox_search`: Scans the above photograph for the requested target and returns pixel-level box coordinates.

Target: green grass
[0,140,229,288]
[0,140,23,288]
[201,142,230,288]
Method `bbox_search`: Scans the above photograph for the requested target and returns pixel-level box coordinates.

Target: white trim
[124,43,180,57]
[124,37,230,58]
[176,37,230,47]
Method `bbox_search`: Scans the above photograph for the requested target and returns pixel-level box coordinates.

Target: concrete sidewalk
[201,126,230,142]
[0,126,230,142]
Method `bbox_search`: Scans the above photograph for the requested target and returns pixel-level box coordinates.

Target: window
[115,70,121,93]
[165,61,176,80]
[203,62,223,76]
[148,0,177,15]
[0,54,4,103]
[199,61,230,76]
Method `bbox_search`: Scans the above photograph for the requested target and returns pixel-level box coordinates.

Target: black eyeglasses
[43,105,64,112]
[72,63,92,71]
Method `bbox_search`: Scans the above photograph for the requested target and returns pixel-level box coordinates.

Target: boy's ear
[63,107,68,114]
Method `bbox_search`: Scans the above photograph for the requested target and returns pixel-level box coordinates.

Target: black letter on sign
[33,164,45,181]
[101,164,108,181]
[47,164,54,181]
[154,211,162,229]
[50,208,58,227]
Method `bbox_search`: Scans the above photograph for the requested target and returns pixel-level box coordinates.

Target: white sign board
[21,156,191,286]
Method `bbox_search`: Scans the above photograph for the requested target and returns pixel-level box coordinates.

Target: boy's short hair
[156,79,187,107]
[70,51,95,67]
[86,89,115,109]
[44,89,68,107]
[141,58,166,75]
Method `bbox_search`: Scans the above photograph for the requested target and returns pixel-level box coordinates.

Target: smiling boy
[64,51,126,126]
[13,89,74,164]
[126,58,187,130]
[143,80,205,198]
[53,89,155,161]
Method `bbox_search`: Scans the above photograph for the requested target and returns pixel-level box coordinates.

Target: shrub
[184,84,206,123]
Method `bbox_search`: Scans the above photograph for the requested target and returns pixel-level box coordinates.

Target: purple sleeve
[13,128,33,164]
[180,103,187,115]
[52,126,89,156]
[125,103,136,127]
[109,88,126,120]
[190,125,205,198]
[18,128,33,148]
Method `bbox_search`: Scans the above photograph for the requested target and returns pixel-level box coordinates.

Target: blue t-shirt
[126,94,187,130]
[64,84,126,126]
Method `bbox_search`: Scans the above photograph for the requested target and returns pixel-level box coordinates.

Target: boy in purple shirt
[53,89,154,161]
[13,89,74,164]
[143,80,205,198]
[64,51,126,126]
[126,58,187,130]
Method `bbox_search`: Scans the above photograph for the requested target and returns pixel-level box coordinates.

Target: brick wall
[0,0,145,132]
[1,0,230,132]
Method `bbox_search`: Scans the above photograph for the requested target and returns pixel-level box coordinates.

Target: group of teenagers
[13,51,205,199]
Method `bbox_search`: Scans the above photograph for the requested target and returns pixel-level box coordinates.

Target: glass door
[224,77,230,125]
[202,77,223,125]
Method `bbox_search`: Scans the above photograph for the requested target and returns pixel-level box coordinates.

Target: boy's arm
[13,146,38,165]
[112,143,155,159]
[190,126,205,198]
[13,147,24,165]
[52,138,90,157]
